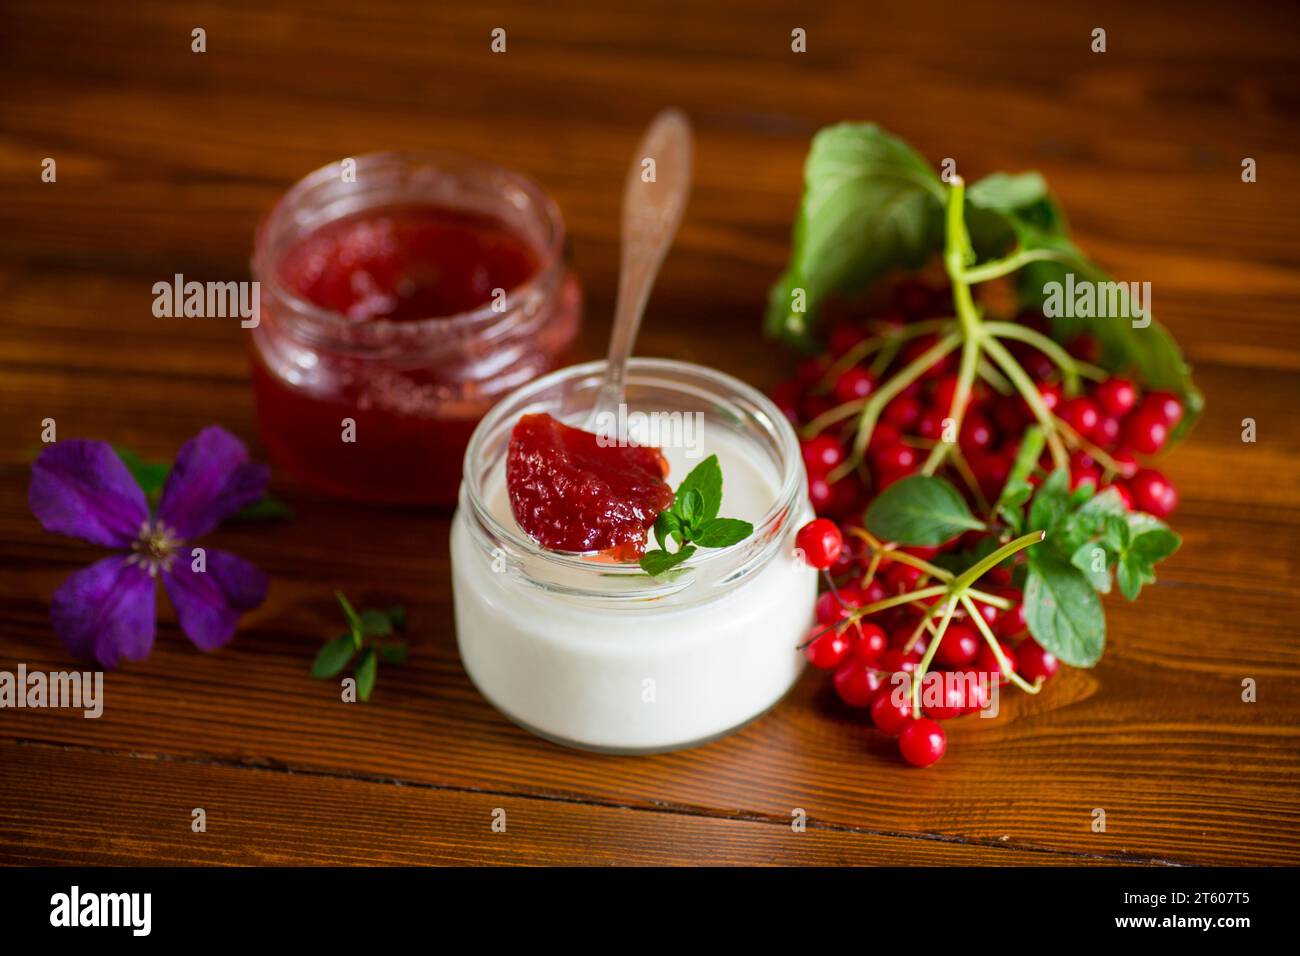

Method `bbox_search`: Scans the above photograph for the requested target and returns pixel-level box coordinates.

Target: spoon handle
[601,108,694,406]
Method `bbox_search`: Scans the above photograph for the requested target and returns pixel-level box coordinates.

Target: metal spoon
[585,107,694,434]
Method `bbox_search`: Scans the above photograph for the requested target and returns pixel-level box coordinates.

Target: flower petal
[29,440,149,547]
[158,426,269,538]
[163,549,268,652]
[51,555,157,669]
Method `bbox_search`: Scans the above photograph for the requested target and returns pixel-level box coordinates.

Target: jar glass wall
[451,358,816,753]
[249,152,581,506]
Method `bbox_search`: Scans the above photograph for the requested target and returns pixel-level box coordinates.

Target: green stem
[960,246,1072,284]
[983,321,1106,392]
[982,335,1069,468]
[835,330,962,483]
[911,596,959,718]
[960,592,1041,695]
[949,530,1045,594]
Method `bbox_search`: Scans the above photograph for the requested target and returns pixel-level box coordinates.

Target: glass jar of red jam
[249,152,582,506]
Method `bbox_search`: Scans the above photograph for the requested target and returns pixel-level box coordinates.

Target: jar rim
[250,150,567,350]
[460,358,806,596]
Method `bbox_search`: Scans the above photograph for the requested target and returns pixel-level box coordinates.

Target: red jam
[276,206,538,322]
[506,413,673,558]
[249,154,581,507]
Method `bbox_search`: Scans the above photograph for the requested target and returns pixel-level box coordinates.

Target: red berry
[968,596,1001,632]
[1129,468,1178,517]
[1108,481,1135,510]
[880,648,921,675]
[828,322,866,356]
[872,443,917,475]
[1059,397,1101,440]
[1067,334,1101,364]
[914,409,946,442]
[801,435,846,477]
[883,562,924,594]
[1094,377,1138,418]
[1017,638,1060,683]
[796,518,844,569]
[1123,407,1169,455]
[833,366,876,403]
[772,379,802,422]
[1094,414,1122,448]
[935,622,980,667]
[995,590,1027,638]
[814,589,848,626]
[852,622,888,664]
[921,673,968,720]
[833,660,885,707]
[803,626,852,670]
[1143,391,1184,427]
[807,475,835,513]
[974,640,1018,684]
[958,413,996,453]
[883,394,922,429]
[796,356,829,385]
[1037,382,1063,412]
[870,690,912,736]
[1110,449,1139,478]
[899,718,947,767]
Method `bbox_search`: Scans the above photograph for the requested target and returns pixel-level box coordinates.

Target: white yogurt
[451,423,816,753]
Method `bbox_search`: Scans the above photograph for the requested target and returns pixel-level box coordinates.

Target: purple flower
[28,426,270,668]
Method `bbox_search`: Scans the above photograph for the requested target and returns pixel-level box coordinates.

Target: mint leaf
[654,510,683,550]
[358,609,393,637]
[1027,468,1071,537]
[766,123,945,348]
[865,474,985,546]
[1113,520,1181,600]
[335,591,363,646]
[639,546,696,577]
[674,455,722,523]
[692,517,754,549]
[311,634,356,679]
[378,642,409,665]
[677,488,705,531]
[386,606,408,632]
[1025,551,1106,667]
[355,647,378,701]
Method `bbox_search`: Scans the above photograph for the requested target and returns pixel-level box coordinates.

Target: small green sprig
[311,591,409,700]
[638,454,754,577]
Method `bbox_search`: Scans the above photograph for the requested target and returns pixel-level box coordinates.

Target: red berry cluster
[783,281,1187,767]
[798,518,1057,767]
[775,282,1183,520]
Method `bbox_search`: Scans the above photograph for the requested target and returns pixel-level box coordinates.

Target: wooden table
[2,0,1298,867]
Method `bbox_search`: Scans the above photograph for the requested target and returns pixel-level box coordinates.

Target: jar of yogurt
[450,358,816,753]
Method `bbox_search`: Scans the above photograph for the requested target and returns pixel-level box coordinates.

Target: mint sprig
[638,455,754,578]
[311,591,409,700]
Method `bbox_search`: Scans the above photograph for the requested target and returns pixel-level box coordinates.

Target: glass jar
[249,152,581,506]
[450,358,816,754]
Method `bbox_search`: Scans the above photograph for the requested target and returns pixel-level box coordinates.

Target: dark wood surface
[1,0,1298,866]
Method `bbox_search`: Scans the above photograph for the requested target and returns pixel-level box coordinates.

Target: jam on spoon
[506,412,673,559]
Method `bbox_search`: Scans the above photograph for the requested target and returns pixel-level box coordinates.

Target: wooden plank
[0,742,1090,866]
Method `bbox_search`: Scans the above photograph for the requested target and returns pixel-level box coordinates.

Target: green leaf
[355,648,378,701]
[311,634,356,679]
[358,609,393,637]
[677,488,705,532]
[1069,542,1113,594]
[674,455,723,524]
[386,606,408,632]
[864,475,985,546]
[692,517,754,549]
[1024,551,1106,667]
[231,495,294,522]
[654,510,683,551]
[639,546,697,578]
[378,642,409,665]
[994,425,1046,530]
[1027,468,1071,537]
[967,172,1049,213]
[765,123,945,348]
[335,590,363,644]
[113,446,170,500]
[1116,555,1146,601]
[1129,527,1180,565]
[1055,485,1129,557]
